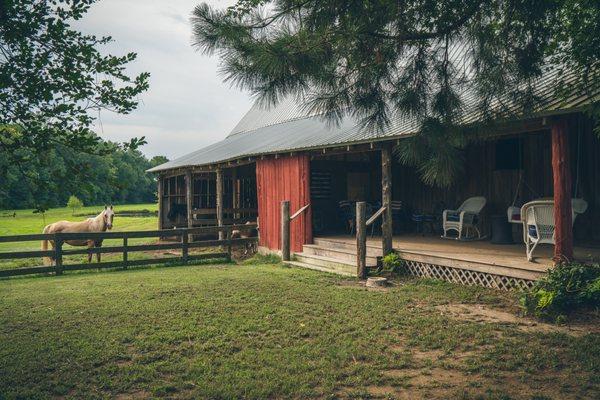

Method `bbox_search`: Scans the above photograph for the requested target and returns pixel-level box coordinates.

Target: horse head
[103,205,115,230]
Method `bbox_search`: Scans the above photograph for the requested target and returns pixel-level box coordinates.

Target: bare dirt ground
[435,303,600,337]
[337,301,599,399]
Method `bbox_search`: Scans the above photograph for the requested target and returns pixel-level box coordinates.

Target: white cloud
[74,0,253,159]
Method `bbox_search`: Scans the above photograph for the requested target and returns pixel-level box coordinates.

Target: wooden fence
[0,224,258,278]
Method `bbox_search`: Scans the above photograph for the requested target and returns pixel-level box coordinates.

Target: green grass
[0,204,159,270]
[0,263,598,399]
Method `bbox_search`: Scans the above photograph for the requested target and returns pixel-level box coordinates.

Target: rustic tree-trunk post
[216,168,224,240]
[157,176,164,230]
[54,233,63,276]
[551,118,574,262]
[356,201,367,279]
[281,200,290,261]
[185,169,193,241]
[381,144,393,256]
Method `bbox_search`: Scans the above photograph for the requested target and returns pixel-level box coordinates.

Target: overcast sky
[75,0,252,159]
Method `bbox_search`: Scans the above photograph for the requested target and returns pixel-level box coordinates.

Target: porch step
[302,244,379,265]
[291,253,358,276]
[284,261,356,277]
[313,237,383,256]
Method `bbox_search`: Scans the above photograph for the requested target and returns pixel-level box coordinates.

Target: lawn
[0,260,598,399]
[0,203,159,270]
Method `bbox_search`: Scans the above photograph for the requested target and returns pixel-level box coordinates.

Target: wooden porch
[311,235,600,288]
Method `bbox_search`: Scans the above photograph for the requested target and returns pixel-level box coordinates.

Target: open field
[0,204,159,270]
[1,259,598,399]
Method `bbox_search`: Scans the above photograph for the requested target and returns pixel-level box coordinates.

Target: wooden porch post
[231,168,238,220]
[157,176,164,230]
[185,169,193,229]
[216,168,224,240]
[551,119,573,262]
[381,144,393,256]
[356,201,367,279]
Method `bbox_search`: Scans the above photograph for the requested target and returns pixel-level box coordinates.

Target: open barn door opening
[256,154,312,253]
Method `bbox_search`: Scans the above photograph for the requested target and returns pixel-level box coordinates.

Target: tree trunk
[551,119,573,262]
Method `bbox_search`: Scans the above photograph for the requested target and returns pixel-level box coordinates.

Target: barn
[148,67,600,289]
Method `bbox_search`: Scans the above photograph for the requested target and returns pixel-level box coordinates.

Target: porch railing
[356,203,388,279]
[281,201,311,261]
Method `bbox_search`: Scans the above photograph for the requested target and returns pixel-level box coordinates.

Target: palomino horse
[41,205,115,266]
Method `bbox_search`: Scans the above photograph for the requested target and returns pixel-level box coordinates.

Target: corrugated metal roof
[149,64,598,173]
[228,95,322,137]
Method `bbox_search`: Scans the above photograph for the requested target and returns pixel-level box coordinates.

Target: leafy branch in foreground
[192,0,599,187]
[0,0,150,166]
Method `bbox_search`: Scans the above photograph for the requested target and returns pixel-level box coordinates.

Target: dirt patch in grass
[114,390,151,400]
[335,279,394,292]
[435,303,599,336]
[364,367,580,400]
[406,367,468,386]
[366,385,399,396]
[411,348,445,362]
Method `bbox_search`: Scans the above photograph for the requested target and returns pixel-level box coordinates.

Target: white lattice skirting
[403,260,536,291]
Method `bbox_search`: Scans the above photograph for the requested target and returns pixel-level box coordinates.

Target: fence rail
[0,224,258,278]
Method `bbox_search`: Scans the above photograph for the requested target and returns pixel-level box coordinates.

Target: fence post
[281,201,290,261]
[226,228,232,261]
[356,202,367,279]
[54,233,63,276]
[123,236,128,269]
[182,229,189,262]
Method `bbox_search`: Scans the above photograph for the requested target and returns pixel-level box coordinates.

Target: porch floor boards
[317,234,600,278]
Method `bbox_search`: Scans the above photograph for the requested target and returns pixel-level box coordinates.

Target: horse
[231,220,258,255]
[41,205,115,266]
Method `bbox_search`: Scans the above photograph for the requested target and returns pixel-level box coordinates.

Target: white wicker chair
[442,196,487,240]
[521,199,588,261]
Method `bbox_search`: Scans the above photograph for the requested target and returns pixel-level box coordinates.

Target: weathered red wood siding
[256,155,312,252]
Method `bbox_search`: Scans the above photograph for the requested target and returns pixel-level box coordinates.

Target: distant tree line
[0,141,167,210]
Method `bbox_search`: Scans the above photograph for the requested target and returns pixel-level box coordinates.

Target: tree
[0,0,150,174]
[67,195,83,215]
[33,204,48,225]
[0,139,168,209]
[191,0,599,186]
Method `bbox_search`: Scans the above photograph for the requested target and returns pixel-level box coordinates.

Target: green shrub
[382,253,403,272]
[520,262,600,322]
[66,195,83,215]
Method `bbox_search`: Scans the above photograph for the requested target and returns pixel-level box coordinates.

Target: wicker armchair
[442,197,487,240]
[521,199,588,261]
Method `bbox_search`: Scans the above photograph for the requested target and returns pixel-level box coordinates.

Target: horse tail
[41,225,52,266]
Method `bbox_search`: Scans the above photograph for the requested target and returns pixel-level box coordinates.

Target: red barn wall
[256,155,312,252]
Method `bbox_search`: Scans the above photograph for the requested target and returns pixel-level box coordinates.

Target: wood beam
[231,168,238,220]
[381,144,393,256]
[551,118,573,262]
[157,177,164,230]
[356,202,367,279]
[185,170,193,232]
[216,168,224,240]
